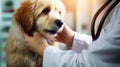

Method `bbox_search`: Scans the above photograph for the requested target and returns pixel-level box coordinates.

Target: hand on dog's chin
[41,24,64,44]
[24,32,49,56]
[44,33,57,45]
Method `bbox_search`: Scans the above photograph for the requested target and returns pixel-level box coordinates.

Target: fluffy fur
[5,0,65,67]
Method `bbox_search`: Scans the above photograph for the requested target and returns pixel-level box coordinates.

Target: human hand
[55,24,75,49]
[24,32,48,56]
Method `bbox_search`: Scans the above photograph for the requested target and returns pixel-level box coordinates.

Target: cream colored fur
[5,0,65,67]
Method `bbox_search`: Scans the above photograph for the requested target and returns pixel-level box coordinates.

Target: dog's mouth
[43,25,63,34]
[43,20,63,34]
[44,29,58,34]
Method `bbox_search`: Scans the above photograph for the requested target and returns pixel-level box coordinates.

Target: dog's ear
[22,0,36,2]
[14,1,36,36]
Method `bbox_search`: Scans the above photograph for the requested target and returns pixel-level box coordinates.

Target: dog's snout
[55,20,63,28]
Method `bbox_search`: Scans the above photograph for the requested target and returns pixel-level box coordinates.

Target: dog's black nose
[55,20,63,28]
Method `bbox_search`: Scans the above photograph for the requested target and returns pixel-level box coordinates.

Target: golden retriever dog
[5,0,65,67]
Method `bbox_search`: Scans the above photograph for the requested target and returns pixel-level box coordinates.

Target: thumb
[24,33,32,41]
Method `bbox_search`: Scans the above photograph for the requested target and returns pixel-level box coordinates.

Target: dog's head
[14,0,65,37]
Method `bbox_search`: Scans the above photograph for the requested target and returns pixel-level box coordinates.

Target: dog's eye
[42,7,50,14]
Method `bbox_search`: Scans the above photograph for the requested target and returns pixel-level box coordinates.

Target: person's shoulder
[111,2,120,22]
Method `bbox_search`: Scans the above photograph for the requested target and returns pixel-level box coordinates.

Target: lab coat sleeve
[72,33,92,53]
[43,3,120,67]
[43,46,90,67]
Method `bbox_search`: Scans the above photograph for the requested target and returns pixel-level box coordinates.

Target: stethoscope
[91,0,120,41]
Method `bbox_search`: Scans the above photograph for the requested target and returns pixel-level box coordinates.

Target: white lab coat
[43,3,120,67]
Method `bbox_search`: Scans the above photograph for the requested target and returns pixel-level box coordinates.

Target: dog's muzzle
[44,19,63,34]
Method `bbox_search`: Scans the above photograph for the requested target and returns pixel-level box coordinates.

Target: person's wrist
[65,31,75,49]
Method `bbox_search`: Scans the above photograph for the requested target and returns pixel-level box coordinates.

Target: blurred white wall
[76,0,92,34]
[76,0,115,35]
[62,0,77,30]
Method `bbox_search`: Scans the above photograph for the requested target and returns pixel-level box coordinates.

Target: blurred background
[0,0,115,67]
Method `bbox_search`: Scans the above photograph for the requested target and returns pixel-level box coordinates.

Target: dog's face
[14,0,65,37]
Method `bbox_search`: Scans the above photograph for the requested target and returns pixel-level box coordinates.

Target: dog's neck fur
[6,20,43,67]
[6,22,28,53]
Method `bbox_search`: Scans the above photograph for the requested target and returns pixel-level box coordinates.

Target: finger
[24,33,32,41]
[25,42,33,49]
[25,42,29,47]
[33,32,38,37]
[33,32,43,38]
[25,43,34,51]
